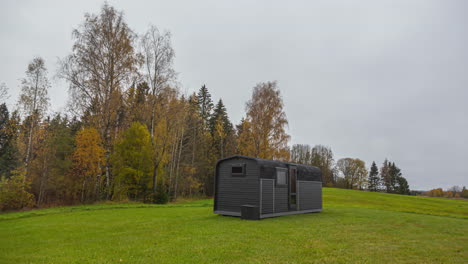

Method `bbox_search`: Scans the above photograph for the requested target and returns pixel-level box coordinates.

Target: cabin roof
[217,155,322,182]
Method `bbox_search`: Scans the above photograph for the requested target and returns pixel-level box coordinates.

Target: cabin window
[231,164,245,176]
[276,168,287,186]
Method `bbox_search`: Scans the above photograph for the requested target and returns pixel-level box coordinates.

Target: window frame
[231,163,246,177]
[275,167,288,187]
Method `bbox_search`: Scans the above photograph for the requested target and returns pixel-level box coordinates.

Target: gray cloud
[1,0,467,189]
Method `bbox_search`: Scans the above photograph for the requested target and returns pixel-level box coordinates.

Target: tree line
[0,3,411,211]
[290,144,410,194]
[425,186,468,199]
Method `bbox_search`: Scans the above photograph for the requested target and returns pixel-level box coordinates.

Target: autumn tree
[27,115,75,206]
[59,3,141,198]
[336,158,368,189]
[17,57,50,175]
[242,81,290,160]
[368,161,380,192]
[156,90,186,200]
[461,187,468,199]
[140,25,177,195]
[236,118,255,157]
[290,144,311,165]
[0,169,35,211]
[310,145,336,186]
[71,127,105,202]
[112,122,153,201]
[426,188,444,197]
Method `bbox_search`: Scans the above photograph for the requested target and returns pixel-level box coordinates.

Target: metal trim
[260,179,263,214]
[260,209,322,219]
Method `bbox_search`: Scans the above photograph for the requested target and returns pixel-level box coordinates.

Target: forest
[0,3,414,211]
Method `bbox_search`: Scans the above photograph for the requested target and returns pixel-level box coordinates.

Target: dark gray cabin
[214,155,322,219]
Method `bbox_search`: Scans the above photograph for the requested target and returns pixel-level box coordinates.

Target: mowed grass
[0,188,467,263]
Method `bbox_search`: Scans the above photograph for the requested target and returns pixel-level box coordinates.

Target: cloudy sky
[1,0,467,190]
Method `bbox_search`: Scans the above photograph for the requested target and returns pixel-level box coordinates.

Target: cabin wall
[260,179,274,214]
[298,181,322,210]
[215,158,259,213]
[260,179,288,214]
[274,186,289,213]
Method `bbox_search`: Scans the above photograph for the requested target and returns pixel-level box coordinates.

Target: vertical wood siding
[274,187,289,212]
[261,179,274,214]
[215,158,259,213]
[298,181,322,210]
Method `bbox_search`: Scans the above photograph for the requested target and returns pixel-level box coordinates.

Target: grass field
[0,188,467,263]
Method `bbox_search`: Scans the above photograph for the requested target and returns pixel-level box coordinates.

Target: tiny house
[214,155,322,219]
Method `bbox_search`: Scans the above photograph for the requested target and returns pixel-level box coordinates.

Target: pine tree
[197,85,213,128]
[209,99,233,135]
[396,175,410,195]
[368,161,380,192]
[0,104,19,178]
[380,159,391,193]
[388,162,401,193]
[209,99,234,159]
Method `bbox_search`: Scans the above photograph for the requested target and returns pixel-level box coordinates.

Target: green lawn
[1,188,467,263]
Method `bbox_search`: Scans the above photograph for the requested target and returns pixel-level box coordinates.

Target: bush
[0,170,35,211]
[152,190,169,204]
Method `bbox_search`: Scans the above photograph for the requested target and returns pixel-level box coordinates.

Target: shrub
[0,170,35,211]
[151,188,169,204]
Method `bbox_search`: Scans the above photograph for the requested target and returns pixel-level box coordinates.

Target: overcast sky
[1,0,467,190]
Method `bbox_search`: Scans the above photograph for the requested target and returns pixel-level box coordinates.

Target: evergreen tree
[368,161,380,192]
[396,175,410,195]
[0,104,19,178]
[196,85,213,128]
[388,162,401,193]
[209,99,234,159]
[209,99,233,135]
[380,159,391,193]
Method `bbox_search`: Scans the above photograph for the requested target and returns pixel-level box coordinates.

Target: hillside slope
[0,188,466,263]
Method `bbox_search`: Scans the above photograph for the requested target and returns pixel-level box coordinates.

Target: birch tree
[17,57,50,175]
[244,81,290,160]
[0,83,9,104]
[59,3,141,198]
[336,158,368,189]
[140,25,176,195]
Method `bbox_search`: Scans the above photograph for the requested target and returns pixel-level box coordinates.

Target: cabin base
[214,209,322,219]
[260,209,322,219]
